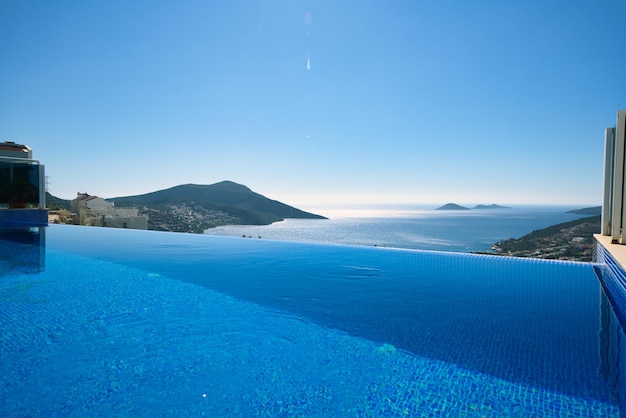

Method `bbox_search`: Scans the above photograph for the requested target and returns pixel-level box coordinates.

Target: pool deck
[595,234,626,271]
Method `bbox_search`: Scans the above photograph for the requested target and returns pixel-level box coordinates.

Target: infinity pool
[1,225,624,416]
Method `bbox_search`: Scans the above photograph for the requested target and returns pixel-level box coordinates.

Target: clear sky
[1,1,625,210]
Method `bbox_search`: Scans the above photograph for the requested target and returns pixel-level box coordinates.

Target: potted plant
[0,179,39,208]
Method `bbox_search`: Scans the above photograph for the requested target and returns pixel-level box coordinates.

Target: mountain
[109,181,326,232]
[436,203,469,210]
[473,204,510,209]
[45,192,71,210]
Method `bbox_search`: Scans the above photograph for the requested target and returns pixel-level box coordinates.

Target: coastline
[205,207,596,255]
[484,215,600,262]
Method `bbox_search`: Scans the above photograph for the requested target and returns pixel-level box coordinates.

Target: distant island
[473,204,510,210]
[436,203,510,211]
[436,203,470,210]
[46,181,326,233]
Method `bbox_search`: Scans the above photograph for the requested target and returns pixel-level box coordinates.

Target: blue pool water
[1,224,625,416]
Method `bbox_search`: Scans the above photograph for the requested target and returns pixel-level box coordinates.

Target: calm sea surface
[204,206,597,253]
[206,206,588,252]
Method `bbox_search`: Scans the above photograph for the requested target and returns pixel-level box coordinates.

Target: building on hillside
[48,210,72,225]
[71,193,148,230]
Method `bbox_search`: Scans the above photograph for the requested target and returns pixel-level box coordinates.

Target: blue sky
[1,1,625,210]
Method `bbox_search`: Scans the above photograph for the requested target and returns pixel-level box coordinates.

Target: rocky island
[436,203,470,210]
[473,204,510,209]
[436,203,510,211]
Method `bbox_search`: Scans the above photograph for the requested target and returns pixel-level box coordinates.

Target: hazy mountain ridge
[566,206,601,216]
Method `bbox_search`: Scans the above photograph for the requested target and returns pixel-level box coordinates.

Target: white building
[71,193,148,230]
[0,141,33,159]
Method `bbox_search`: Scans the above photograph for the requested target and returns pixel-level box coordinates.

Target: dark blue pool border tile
[595,240,626,328]
[0,209,48,227]
[594,240,626,418]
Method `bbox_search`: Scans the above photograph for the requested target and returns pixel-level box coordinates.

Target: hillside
[567,206,601,216]
[490,215,600,261]
[45,192,71,210]
[109,181,326,232]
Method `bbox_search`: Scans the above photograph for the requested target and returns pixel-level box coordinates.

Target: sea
[204,205,599,253]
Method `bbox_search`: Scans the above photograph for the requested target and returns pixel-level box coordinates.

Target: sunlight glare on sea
[309,207,435,219]
[205,205,592,253]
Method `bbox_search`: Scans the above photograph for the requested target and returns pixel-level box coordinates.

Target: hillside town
[489,216,600,262]
[48,193,148,230]
[138,203,241,233]
[48,196,246,233]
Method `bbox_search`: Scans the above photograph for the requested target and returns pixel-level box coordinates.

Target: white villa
[71,193,148,230]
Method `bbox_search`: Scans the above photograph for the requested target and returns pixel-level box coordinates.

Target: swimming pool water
[1,225,624,416]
